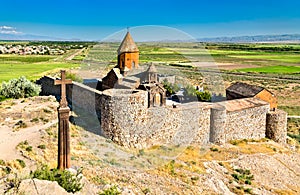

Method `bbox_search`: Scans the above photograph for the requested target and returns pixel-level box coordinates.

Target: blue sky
[1,0,300,40]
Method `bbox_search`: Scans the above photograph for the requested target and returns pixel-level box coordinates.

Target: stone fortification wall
[145,102,211,147]
[37,76,287,148]
[100,89,148,147]
[99,95,273,148]
[266,110,287,144]
[37,76,61,97]
[37,76,102,116]
[210,105,226,144]
[101,89,210,148]
[100,89,212,148]
[225,105,270,141]
[220,98,270,142]
[70,82,102,116]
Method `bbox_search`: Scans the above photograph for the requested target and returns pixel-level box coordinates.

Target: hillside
[0,96,299,194]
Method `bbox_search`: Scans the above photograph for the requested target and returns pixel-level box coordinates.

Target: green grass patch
[278,106,300,115]
[288,133,300,143]
[0,55,55,63]
[31,165,83,193]
[0,62,79,83]
[237,65,300,74]
[229,54,300,63]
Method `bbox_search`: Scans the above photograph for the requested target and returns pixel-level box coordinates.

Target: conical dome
[117,32,139,55]
[147,63,157,73]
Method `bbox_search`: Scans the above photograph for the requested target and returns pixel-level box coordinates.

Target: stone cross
[55,70,72,108]
[54,70,72,170]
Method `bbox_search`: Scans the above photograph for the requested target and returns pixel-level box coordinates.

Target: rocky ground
[0,96,299,195]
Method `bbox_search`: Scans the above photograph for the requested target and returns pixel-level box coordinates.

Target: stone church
[99,31,166,107]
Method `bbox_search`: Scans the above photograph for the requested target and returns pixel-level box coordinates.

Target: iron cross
[55,70,72,108]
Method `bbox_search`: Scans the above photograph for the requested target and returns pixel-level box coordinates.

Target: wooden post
[55,70,72,170]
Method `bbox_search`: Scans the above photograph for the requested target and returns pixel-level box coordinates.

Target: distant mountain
[2,32,300,43]
[0,33,79,41]
[197,34,300,43]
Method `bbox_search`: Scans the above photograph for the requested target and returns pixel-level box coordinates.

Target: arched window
[132,61,135,68]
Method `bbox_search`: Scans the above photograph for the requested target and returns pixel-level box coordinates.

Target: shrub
[99,185,121,195]
[30,118,39,122]
[231,168,254,185]
[210,147,219,152]
[183,84,211,102]
[142,188,150,194]
[196,90,211,102]
[66,72,83,83]
[0,95,7,102]
[244,188,252,193]
[0,159,5,166]
[162,80,180,96]
[14,120,27,128]
[16,159,26,168]
[1,76,41,99]
[30,165,83,193]
[25,146,32,152]
[37,145,46,149]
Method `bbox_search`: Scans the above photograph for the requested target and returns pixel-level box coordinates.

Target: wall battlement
[37,76,287,148]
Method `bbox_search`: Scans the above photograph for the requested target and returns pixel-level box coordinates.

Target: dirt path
[0,120,57,161]
[65,48,85,61]
[0,96,59,161]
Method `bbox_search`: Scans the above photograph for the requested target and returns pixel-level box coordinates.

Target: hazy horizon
[1,0,300,41]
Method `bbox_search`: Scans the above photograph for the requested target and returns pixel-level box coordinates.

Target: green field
[237,65,300,74]
[0,62,79,83]
[229,54,300,63]
[0,55,56,63]
[1,42,300,83]
[0,53,80,83]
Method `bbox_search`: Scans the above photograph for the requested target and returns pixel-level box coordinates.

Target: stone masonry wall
[37,76,102,116]
[38,76,286,148]
[210,105,226,144]
[100,89,148,147]
[266,109,287,144]
[69,82,102,116]
[37,76,60,97]
[100,89,212,148]
[225,104,270,142]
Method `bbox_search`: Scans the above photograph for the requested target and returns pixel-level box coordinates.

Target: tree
[162,80,180,97]
[183,84,211,102]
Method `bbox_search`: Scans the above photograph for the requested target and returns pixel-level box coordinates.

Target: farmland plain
[1,42,299,117]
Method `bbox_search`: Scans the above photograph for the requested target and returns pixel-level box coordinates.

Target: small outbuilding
[226,82,277,110]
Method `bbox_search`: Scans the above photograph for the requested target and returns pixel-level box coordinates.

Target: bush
[66,72,83,83]
[37,144,46,149]
[196,90,211,102]
[14,120,27,128]
[25,146,32,152]
[1,76,41,99]
[16,159,26,168]
[183,84,211,102]
[31,165,83,193]
[0,159,5,166]
[162,80,180,96]
[99,185,121,195]
[210,147,219,152]
[0,95,7,102]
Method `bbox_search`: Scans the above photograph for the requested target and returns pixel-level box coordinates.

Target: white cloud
[0,26,22,34]
[0,26,14,30]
